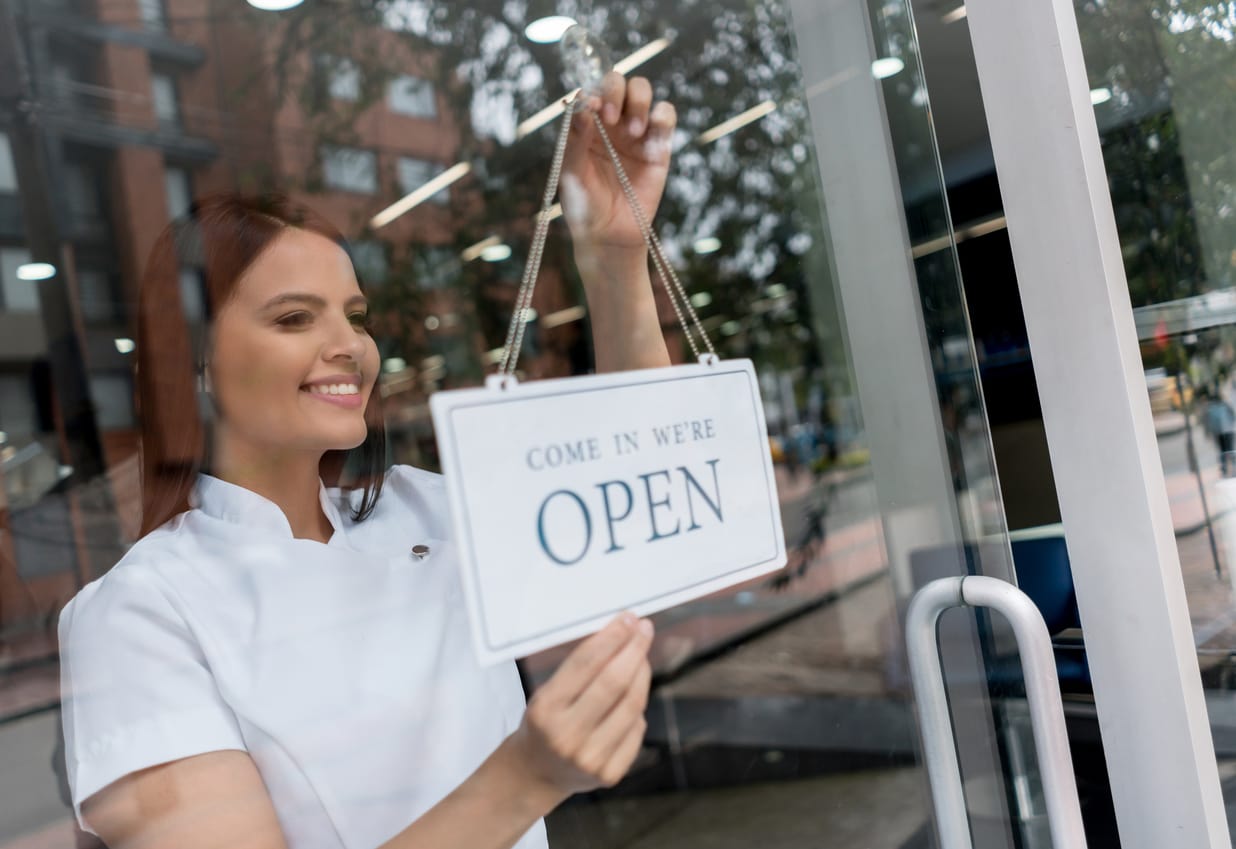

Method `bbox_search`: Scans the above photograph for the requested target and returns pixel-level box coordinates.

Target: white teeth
[306,383,359,396]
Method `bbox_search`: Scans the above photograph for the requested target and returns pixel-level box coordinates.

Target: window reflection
[0,0,1005,845]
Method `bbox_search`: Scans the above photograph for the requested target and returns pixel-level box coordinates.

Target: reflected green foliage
[1076,0,1236,306]
[237,0,850,393]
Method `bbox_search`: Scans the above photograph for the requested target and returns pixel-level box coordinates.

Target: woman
[58,73,677,849]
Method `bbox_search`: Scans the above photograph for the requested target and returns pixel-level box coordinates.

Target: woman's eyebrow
[260,292,325,311]
[259,293,368,311]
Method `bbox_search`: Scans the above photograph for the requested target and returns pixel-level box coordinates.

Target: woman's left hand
[560,72,677,255]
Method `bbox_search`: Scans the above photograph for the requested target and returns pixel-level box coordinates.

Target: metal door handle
[906,576,1088,849]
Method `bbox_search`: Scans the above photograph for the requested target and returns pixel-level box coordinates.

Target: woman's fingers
[567,619,653,727]
[599,714,650,787]
[648,100,677,138]
[575,654,652,765]
[540,613,639,705]
[622,77,653,137]
[599,72,627,127]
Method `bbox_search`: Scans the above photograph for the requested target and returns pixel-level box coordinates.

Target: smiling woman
[56,72,674,849]
[134,194,387,538]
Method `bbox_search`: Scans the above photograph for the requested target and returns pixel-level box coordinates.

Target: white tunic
[58,465,548,849]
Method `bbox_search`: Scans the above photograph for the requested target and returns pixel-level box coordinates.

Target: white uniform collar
[190,474,348,541]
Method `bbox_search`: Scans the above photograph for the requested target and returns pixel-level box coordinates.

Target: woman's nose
[323,316,366,361]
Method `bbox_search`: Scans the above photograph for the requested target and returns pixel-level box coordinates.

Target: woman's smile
[301,373,364,409]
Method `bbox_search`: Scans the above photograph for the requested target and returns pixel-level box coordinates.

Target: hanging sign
[431,357,786,665]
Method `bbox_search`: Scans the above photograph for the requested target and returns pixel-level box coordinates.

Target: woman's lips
[301,387,364,409]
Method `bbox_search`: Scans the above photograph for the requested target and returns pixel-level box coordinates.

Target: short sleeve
[58,570,247,834]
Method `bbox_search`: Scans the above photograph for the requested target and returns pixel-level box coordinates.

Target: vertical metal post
[907,576,1088,849]
[964,0,1230,843]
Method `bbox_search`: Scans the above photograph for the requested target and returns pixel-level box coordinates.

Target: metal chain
[499,95,578,376]
[498,93,718,376]
[588,111,717,359]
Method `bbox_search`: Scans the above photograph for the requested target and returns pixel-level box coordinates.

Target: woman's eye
[276,312,313,328]
[350,312,372,330]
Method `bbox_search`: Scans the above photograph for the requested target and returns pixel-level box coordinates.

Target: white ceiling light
[1090,87,1112,105]
[481,243,512,262]
[461,235,502,262]
[114,337,136,354]
[516,37,672,139]
[525,16,577,43]
[424,315,440,331]
[871,57,905,80]
[693,236,722,255]
[371,162,472,229]
[541,305,587,329]
[942,5,967,24]
[246,0,303,10]
[16,262,55,281]
[382,357,407,374]
[690,291,713,308]
[697,100,777,145]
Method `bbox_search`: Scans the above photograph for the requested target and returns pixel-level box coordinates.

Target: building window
[0,134,15,194]
[413,247,459,291]
[137,0,165,30]
[64,163,101,221]
[76,268,117,323]
[165,167,192,219]
[89,373,136,430]
[151,73,180,127]
[321,146,377,194]
[0,374,37,437]
[387,75,436,118]
[349,240,388,284]
[317,55,361,102]
[397,157,447,204]
[0,247,40,313]
[179,268,205,322]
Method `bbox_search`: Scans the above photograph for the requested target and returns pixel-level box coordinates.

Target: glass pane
[1073,1,1236,841]
[0,1,1032,848]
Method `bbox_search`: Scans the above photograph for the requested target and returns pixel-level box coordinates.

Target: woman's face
[208,227,380,463]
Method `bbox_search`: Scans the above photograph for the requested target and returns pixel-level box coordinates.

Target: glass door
[0,0,1050,847]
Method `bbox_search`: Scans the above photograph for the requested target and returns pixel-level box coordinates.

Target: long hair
[136,192,386,537]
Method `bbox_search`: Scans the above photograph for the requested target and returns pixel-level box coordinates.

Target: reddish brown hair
[136,192,386,537]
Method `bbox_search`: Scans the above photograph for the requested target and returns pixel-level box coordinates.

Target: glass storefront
[0,0,1074,846]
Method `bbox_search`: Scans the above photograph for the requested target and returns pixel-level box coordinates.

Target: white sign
[430,358,787,665]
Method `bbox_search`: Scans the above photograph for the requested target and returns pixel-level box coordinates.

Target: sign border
[433,359,785,656]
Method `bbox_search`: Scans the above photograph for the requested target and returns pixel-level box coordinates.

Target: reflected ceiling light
[525,16,577,43]
[612,37,671,74]
[383,357,408,373]
[693,236,722,254]
[516,38,672,139]
[16,262,55,280]
[371,162,472,229]
[541,305,587,329]
[461,235,502,262]
[1090,87,1112,105]
[942,5,967,23]
[720,320,742,336]
[246,0,304,9]
[481,243,513,262]
[424,315,440,331]
[114,337,136,354]
[697,100,777,145]
[690,291,712,308]
[521,307,539,323]
[871,57,905,80]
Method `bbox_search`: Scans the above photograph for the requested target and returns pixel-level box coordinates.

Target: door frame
[964,0,1230,845]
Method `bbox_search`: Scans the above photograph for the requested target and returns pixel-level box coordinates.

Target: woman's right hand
[504,612,654,806]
